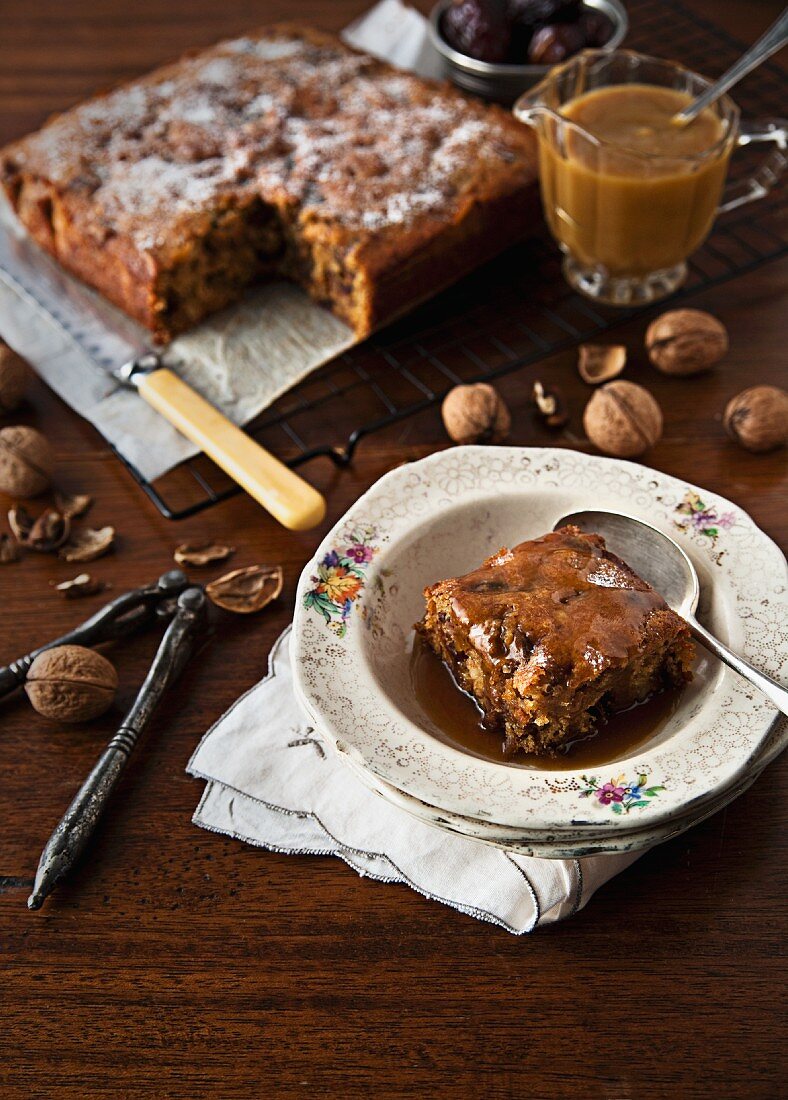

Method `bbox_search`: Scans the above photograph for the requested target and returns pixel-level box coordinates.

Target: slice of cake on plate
[418,526,695,756]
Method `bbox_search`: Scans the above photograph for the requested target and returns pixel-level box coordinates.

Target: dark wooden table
[1,2,786,1096]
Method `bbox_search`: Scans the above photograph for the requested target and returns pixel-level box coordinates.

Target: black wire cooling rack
[121,0,788,520]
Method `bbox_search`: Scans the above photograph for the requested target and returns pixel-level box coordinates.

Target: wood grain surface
[0,2,786,1096]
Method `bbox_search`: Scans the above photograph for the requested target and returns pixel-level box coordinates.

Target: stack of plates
[292,447,787,858]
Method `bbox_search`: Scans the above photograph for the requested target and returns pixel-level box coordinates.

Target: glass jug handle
[718,118,787,213]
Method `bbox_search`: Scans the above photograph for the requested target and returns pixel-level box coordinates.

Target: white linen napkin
[187,628,642,934]
[342,0,444,78]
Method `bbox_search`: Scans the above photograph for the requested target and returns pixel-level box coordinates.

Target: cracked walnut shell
[59,525,116,562]
[645,309,728,375]
[0,425,54,497]
[583,380,663,458]
[578,344,626,384]
[174,541,235,567]
[25,644,118,722]
[206,564,284,613]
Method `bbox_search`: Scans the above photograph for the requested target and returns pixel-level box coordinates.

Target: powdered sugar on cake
[4,28,531,252]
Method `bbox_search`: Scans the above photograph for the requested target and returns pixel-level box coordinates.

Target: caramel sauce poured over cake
[411,633,683,770]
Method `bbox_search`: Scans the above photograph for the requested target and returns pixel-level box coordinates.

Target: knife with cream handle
[119,355,326,531]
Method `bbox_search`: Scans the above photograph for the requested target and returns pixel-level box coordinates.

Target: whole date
[442,0,613,65]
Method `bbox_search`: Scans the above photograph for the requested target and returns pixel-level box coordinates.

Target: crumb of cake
[0,24,537,343]
[417,526,695,757]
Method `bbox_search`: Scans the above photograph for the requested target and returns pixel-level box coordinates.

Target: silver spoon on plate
[555,509,788,717]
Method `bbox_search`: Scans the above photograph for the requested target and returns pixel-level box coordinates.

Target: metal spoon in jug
[555,509,788,717]
[673,8,788,126]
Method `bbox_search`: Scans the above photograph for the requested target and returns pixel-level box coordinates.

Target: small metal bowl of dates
[428,0,628,102]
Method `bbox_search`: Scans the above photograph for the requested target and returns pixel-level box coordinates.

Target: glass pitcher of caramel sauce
[515,50,787,305]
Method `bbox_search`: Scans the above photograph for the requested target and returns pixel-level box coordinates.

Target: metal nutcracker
[28,585,209,910]
[27,585,208,909]
[0,569,189,699]
[0,572,210,910]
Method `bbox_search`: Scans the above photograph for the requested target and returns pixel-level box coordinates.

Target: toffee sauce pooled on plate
[410,633,683,770]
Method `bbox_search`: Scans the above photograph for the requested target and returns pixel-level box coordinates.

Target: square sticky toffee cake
[417,526,695,756]
[0,24,537,343]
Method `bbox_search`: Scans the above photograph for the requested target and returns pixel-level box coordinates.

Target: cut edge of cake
[0,23,538,344]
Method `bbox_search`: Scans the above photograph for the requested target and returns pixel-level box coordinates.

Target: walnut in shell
[645,309,728,375]
[583,380,663,458]
[0,425,54,497]
[0,341,30,413]
[441,383,511,445]
[25,645,118,722]
[723,385,788,453]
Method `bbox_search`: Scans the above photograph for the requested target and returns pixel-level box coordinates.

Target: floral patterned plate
[333,709,787,856]
[291,447,787,851]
